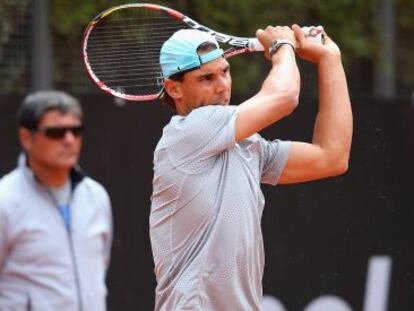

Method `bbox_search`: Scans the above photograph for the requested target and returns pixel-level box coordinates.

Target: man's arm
[235,26,300,142]
[279,25,353,184]
[0,202,9,272]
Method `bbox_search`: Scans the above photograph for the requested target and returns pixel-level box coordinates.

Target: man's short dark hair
[18,90,82,130]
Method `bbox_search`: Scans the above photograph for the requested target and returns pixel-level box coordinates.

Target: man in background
[0,90,113,311]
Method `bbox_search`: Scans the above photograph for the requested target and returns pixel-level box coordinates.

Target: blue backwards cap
[160,29,224,79]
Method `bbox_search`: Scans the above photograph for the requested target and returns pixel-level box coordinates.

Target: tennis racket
[82,3,323,101]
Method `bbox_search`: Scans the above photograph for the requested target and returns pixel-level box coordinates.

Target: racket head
[82,3,190,101]
[82,3,260,102]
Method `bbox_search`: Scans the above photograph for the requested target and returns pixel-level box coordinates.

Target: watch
[269,39,295,57]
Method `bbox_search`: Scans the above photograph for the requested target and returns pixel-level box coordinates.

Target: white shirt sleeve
[259,138,291,185]
[165,105,238,173]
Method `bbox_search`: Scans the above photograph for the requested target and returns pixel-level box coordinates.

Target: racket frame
[83,3,323,101]
[82,3,261,101]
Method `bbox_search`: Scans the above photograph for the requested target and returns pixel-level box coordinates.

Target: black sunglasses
[33,125,84,139]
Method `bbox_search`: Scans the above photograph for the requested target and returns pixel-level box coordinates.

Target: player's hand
[292,24,341,64]
[256,26,297,60]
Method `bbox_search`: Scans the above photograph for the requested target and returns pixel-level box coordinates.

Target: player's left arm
[278,25,353,184]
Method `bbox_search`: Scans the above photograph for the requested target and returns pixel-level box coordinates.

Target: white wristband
[269,39,295,57]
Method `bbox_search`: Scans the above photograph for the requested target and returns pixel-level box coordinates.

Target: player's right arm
[235,26,300,142]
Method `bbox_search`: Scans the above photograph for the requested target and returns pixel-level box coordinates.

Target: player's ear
[164,79,182,100]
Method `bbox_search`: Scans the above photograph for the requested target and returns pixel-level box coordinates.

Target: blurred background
[1,0,413,310]
[1,0,414,96]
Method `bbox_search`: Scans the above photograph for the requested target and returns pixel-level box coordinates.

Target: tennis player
[150,25,352,310]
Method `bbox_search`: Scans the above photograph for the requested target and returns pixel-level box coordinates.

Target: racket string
[85,7,190,96]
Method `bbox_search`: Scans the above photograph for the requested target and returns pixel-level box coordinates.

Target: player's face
[176,57,232,114]
[20,110,83,172]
